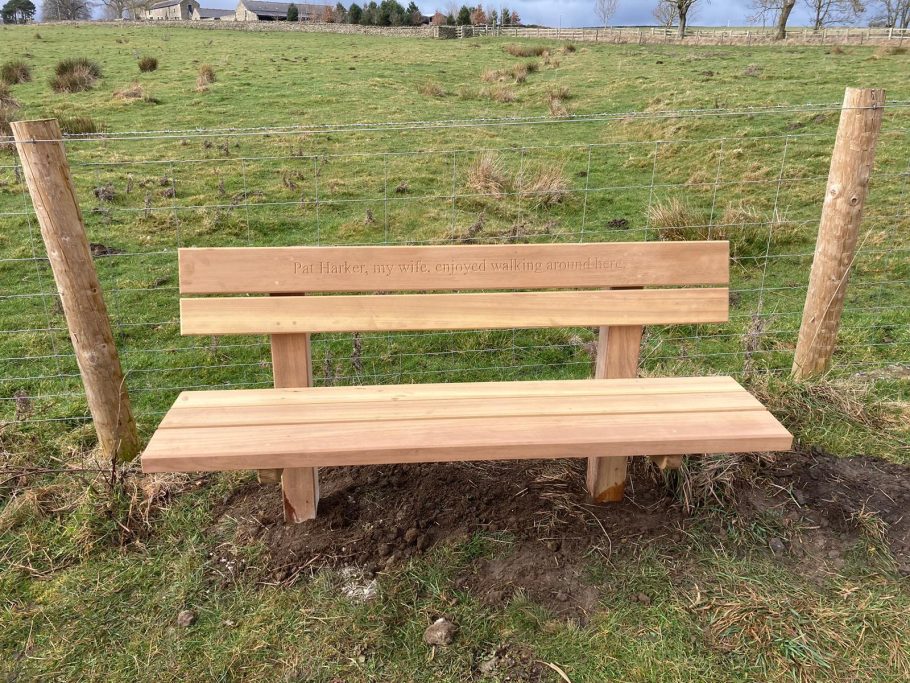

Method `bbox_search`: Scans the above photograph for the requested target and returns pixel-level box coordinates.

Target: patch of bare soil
[209,449,910,617]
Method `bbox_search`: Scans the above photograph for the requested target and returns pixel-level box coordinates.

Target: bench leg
[650,455,684,471]
[587,323,643,504]
[282,467,319,523]
[270,331,317,522]
[258,468,283,484]
[586,456,628,503]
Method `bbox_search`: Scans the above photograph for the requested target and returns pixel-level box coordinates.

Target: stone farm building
[144,0,199,20]
[234,0,331,21]
[193,6,235,19]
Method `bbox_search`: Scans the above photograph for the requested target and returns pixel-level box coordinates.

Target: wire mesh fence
[1,103,909,437]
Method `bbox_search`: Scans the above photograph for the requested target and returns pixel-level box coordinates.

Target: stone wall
[83,19,438,37]
[45,21,910,46]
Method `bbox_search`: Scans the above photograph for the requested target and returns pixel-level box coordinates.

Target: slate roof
[196,6,234,17]
[150,0,184,8]
[241,0,329,17]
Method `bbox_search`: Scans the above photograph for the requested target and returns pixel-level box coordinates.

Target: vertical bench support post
[586,324,643,502]
[270,332,319,523]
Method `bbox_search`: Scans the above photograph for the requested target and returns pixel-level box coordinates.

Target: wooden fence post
[11,119,140,461]
[792,88,885,380]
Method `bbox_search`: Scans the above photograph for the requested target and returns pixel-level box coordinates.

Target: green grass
[1,24,909,681]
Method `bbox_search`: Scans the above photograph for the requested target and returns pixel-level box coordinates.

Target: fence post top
[10,118,62,141]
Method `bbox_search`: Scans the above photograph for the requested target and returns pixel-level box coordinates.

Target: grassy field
[1,24,910,681]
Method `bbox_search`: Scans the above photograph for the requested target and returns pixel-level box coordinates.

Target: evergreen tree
[2,0,36,22]
[456,4,470,23]
[287,2,298,20]
[334,1,346,22]
[405,0,419,23]
[347,1,362,22]
[362,0,377,24]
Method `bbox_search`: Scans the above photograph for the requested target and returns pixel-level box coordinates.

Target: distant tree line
[298,2,522,26]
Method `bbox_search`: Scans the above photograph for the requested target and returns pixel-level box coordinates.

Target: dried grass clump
[481,68,502,83]
[466,152,510,199]
[1,84,20,144]
[418,80,446,97]
[113,82,154,103]
[749,374,898,434]
[0,82,19,109]
[547,94,568,117]
[0,104,19,144]
[485,84,517,103]
[651,198,798,258]
[546,84,571,117]
[138,56,158,72]
[58,115,105,136]
[457,84,481,100]
[520,166,569,207]
[743,63,763,77]
[874,45,907,58]
[510,62,529,83]
[548,84,570,100]
[561,43,577,53]
[195,64,216,91]
[1,60,32,85]
[675,452,772,512]
[649,197,707,239]
[504,43,546,58]
[52,57,102,93]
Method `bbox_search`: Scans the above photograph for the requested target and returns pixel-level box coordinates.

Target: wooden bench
[142,241,793,522]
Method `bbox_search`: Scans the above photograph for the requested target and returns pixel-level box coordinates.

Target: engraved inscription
[292,257,625,278]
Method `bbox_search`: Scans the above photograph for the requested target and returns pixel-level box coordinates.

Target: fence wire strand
[1,105,909,431]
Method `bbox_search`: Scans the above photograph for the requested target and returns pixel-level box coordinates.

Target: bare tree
[98,0,127,18]
[654,0,705,38]
[652,0,676,26]
[594,0,618,27]
[676,0,705,38]
[802,0,865,29]
[869,0,910,26]
[749,0,797,38]
[41,0,93,19]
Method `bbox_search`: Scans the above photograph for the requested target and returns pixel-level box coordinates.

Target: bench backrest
[178,242,729,335]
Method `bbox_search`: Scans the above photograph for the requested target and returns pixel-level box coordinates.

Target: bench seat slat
[180,288,729,335]
[141,378,792,472]
[160,390,766,429]
[173,376,744,408]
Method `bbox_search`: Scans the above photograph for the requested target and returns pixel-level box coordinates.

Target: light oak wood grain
[270,331,318,523]
[142,405,792,472]
[172,376,745,408]
[11,119,139,461]
[587,323,643,502]
[160,388,765,429]
[180,288,729,335]
[179,242,730,294]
